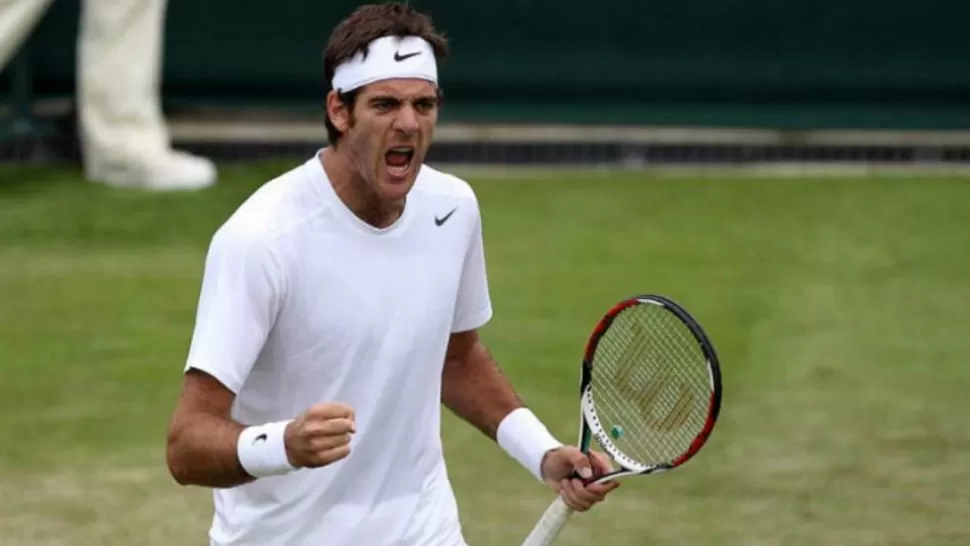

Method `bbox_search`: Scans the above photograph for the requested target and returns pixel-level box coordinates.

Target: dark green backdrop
[7,0,970,129]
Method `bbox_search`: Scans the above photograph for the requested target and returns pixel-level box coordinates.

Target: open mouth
[384,146,415,178]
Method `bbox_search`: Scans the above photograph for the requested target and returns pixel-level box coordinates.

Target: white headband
[331,35,438,93]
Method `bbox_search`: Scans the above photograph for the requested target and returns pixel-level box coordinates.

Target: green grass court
[1,163,968,545]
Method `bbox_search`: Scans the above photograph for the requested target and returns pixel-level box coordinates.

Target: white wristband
[497,408,564,483]
[237,420,297,478]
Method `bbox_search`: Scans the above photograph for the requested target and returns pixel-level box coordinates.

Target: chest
[274,230,466,362]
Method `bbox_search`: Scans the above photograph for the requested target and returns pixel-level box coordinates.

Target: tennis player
[165,3,619,545]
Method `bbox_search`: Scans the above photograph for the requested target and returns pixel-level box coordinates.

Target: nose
[393,104,420,134]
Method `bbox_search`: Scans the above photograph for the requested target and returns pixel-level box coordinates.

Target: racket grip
[520,497,574,546]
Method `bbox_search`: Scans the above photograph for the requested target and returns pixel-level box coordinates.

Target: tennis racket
[521,294,723,546]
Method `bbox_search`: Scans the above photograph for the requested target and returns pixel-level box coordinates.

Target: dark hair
[322,3,450,146]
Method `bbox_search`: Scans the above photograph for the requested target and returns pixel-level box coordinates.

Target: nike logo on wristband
[254,433,268,443]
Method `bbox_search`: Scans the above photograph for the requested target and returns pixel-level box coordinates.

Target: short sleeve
[183,227,284,393]
[451,202,493,333]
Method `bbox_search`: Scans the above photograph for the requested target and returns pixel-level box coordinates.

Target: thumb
[569,450,594,480]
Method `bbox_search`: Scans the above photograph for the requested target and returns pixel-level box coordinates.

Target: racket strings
[626,308,710,438]
[644,310,711,429]
[590,331,663,459]
[595,321,694,461]
[590,304,711,466]
[595,329,703,462]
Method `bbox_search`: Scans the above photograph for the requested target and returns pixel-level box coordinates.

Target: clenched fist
[284,403,356,468]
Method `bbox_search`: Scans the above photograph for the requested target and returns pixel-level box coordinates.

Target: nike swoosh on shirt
[435,208,457,226]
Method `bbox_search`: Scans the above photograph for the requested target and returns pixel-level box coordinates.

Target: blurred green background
[2,1,970,544]
[1,166,968,545]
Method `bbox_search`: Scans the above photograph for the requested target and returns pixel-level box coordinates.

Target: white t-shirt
[183,152,493,546]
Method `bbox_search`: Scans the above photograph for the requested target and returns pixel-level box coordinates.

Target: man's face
[329,79,439,202]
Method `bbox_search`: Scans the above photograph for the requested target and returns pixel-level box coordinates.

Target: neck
[319,148,404,229]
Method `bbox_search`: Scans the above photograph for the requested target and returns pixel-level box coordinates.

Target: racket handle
[520,497,574,546]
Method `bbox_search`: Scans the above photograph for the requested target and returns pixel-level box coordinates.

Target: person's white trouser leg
[78,0,216,190]
[0,0,54,71]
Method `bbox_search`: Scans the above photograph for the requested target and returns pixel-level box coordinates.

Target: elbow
[167,460,191,487]
[165,427,192,486]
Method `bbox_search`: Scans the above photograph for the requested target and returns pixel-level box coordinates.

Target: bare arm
[441,329,525,440]
[165,369,254,488]
[442,331,617,509]
[166,369,356,488]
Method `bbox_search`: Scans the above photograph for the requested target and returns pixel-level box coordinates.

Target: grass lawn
[1,161,968,545]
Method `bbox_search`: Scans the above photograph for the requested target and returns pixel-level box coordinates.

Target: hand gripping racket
[521,294,723,546]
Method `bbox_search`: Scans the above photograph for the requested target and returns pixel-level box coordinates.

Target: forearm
[442,338,563,483]
[166,412,254,489]
[442,341,524,440]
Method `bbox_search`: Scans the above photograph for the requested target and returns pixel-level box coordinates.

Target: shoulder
[411,164,484,234]
[412,164,480,205]
[206,159,323,267]
[220,157,327,241]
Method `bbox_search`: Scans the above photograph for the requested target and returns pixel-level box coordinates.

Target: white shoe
[86,150,217,191]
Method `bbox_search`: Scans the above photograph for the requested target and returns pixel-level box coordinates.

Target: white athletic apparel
[77,0,173,169]
[184,153,492,546]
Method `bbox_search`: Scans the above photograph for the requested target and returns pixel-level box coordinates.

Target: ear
[326,90,352,133]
